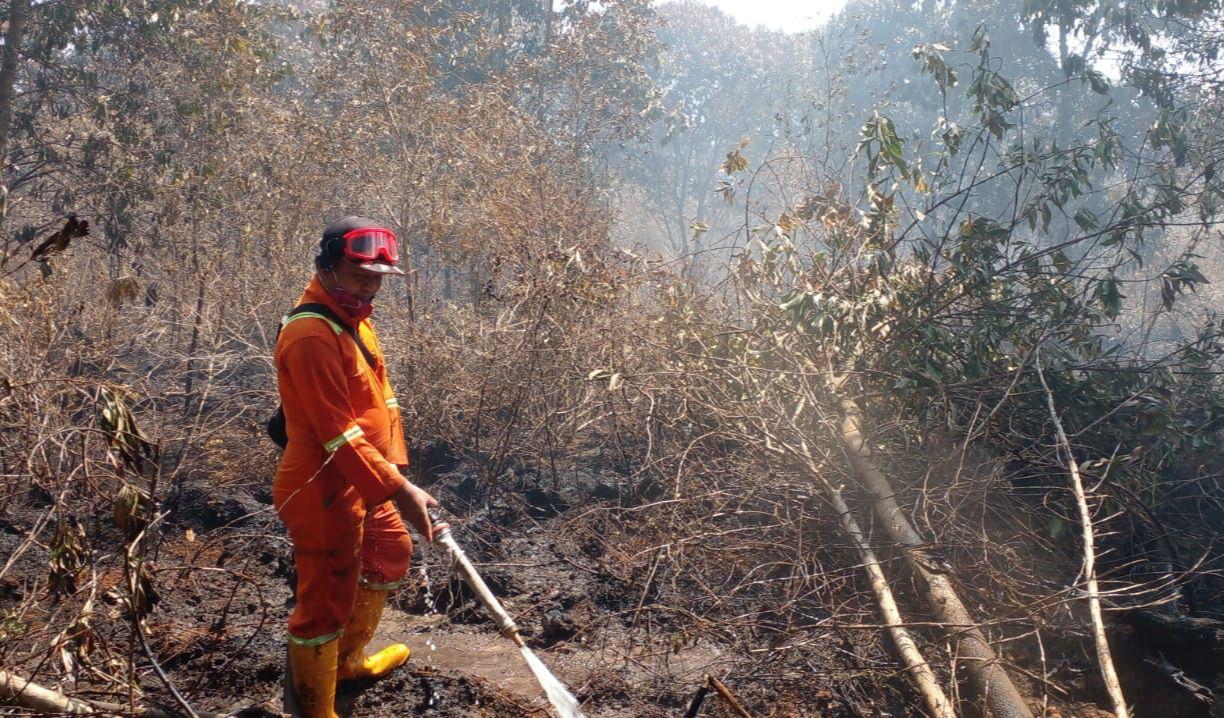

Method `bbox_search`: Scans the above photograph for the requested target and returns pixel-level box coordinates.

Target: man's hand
[389,480,439,543]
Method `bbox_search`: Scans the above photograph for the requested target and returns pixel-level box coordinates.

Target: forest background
[0,0,1221,716]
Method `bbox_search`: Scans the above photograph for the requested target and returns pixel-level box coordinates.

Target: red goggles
[342,227,399,265]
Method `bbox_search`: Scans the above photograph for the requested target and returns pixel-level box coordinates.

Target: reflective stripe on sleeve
[324,424,364,452]
[385,397,399,410]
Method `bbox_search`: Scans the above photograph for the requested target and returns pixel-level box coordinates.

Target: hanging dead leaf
[97,387,157,474]
[105,277,140,308]
[721,149,749,175]
[55,599,95,680]
[795,196,822,221]
[126,558,159,621]
[689,220,709,240]
[776,212,798,237]
[113,482,152,540]
[49,518,88,597]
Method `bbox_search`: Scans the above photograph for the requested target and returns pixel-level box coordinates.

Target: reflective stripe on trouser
[286,498,413,643]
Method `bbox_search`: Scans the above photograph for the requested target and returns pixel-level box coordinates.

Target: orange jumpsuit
[273,277,413,645]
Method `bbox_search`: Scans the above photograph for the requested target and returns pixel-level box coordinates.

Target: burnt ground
[1,453,1221,718]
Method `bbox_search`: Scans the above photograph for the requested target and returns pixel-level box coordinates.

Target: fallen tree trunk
[837,396,1035,718]
[0,670,95,715]
[795,440,955,718]
[0,669,226,718]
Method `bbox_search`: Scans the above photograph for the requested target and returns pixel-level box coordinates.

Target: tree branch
[1034,348,1131,718]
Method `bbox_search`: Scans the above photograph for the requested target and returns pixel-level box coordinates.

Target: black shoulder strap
[280,302,378,369]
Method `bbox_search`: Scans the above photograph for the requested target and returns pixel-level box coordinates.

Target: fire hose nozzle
[428,508,449,537]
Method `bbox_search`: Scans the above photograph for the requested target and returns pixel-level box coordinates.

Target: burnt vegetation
[1,0,1223,716]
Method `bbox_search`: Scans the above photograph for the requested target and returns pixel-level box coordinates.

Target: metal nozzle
[428,508,451,539]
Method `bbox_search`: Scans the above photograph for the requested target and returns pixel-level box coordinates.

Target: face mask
[324,272,375,320]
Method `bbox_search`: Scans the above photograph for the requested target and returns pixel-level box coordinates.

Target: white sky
[691,0,849,32]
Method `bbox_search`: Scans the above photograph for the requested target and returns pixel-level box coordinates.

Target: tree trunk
[0,670,94,714]
[837,396,1035,718]
[542,0,552,47]
[182,231,206,416]
[0,0,30,242]
[794,440,955,718]
[0,669,226,718]
[1057,13,1074,138]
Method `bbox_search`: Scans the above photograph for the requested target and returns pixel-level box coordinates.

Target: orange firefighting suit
[273,276,412,645]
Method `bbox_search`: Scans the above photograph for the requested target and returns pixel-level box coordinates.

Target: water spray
[429,511,587,718]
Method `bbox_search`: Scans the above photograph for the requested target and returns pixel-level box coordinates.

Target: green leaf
[1074,208,1099,231]
[1159,259,1208,309]
[914,42,958,92]
[1096,275,1125,318]
[1085,69,1109,95]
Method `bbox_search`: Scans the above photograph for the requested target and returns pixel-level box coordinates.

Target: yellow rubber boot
[287,638,340,718]
[336,586,410,681]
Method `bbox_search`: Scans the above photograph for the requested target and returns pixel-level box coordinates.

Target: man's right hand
[390,480,439,543]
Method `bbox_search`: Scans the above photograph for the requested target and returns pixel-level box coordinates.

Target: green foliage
[0,610,24,641]
[1149,109,1191,167]
[1159,258,1208,310]
[717,5,1224,602]
[858,112,906,178]
[913,42,957,94]
[967,27,1018,140]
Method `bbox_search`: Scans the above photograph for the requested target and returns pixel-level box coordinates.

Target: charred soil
[1,455,1220,717]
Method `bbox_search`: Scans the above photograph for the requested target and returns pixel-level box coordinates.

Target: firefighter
[273,216,437,717]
